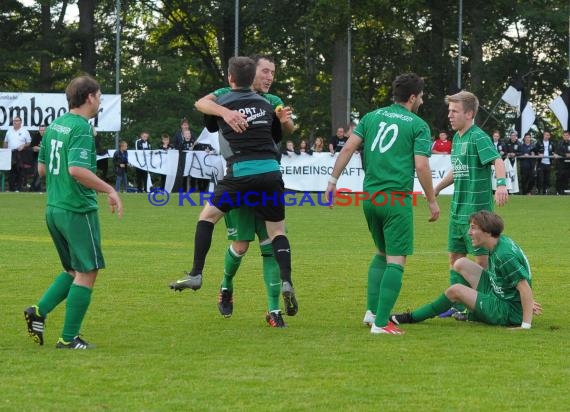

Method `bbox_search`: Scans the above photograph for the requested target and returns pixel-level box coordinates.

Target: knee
[452,257,469,273]
[232,241,249,256]
[445,284,462,301]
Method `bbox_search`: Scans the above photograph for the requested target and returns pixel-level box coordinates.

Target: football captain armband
[496,178,507,187]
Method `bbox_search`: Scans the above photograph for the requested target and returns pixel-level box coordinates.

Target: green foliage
[2,0,570,139]
[1,193,569,410]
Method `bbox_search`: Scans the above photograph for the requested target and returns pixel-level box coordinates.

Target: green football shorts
[448,221,488,256]
[363,196,413,256]
[45,206,105,273]
[224,207,268,242]
[469,269,522,326]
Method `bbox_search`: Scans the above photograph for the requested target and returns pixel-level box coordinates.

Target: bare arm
[69,166,123,218]
[194,93,247,133]
[434,170,454,196]
[326,134,362,206]
[493,158,509,206]
[510,280,535,330]
[38,162,46,178]
[276,106,296,135]
[415,155,440,222]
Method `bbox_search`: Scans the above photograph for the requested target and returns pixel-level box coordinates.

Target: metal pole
[234,0,239,56]
[346,0,351,127]
[457,0,463,89]
[115,0,121,149]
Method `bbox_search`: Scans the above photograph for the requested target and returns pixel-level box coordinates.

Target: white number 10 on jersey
[370,122,399,153]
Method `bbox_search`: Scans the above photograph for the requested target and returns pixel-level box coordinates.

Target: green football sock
[61,284,92,342]
[449,269,469,286]
[37,271,74,317]
[374,263,403,327]
[449,269,468,311]
[261,243,280,312]
[411,293,453,322]
[367,254,387,313]
[221,245,243,291]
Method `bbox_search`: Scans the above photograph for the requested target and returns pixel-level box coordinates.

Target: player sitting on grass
[391,211,542,329]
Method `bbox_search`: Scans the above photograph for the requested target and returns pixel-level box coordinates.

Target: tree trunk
[78,0,96,75]
[39,1,52,91]
[331,34,348,134]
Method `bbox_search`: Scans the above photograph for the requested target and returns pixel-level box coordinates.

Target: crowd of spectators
[2,118,570,196]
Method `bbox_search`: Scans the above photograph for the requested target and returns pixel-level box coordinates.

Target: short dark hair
[66,75,100,109]
[392,73,424,103]
[228,56,256,88]
[469,211,504,238]
[249,54,275,65]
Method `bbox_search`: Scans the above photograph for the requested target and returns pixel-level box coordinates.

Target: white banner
[105,150,224,180]
[280,152,364,191]
[280,152,454,194]
[98,151,458,194]
[0,92,121,131]
[0,148,12,170]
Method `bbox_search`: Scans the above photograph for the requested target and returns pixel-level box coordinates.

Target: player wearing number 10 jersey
[327,73,440,335]
[24,75,122,350]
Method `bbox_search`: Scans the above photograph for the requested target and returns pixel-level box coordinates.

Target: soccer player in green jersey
[391,211,542,328]
[187,55,297,326]
[434,91,509,318]
[24,75,123,349]
[327,73,440,335]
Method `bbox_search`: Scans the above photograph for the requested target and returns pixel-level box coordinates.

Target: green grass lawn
[1,192,569,411]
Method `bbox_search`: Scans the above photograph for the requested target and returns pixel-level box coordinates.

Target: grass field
[1,192,569,411]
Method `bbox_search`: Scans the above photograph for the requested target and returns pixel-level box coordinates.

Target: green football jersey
[213,87,284,109]
[450,125,500,223]
[38,112,98,212]
[354,103,432,193]
[487,235,532,303]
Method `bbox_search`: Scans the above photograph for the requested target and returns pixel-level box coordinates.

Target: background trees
[1,0,569,147]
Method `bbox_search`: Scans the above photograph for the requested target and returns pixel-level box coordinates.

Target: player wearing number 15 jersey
[24,75,122,349]
[327,73,440,335]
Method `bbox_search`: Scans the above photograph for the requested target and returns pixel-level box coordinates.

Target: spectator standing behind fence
[298,139,313,155]
[329,127,347,154]
[504,131,520,167]
[312,136,325,153]
[180,129,195,192]
[491,130,506,159]
[535,131,555,195]
[3,116,31,191]
[135,131,151,193]
[519,133,536,195]
[282,140,296,157]
[431,130,452,154]
[30,125,47,192]
[113,141,129,192]
[173,117,190,150]
[157,133,174,189]
[555,130,570,195]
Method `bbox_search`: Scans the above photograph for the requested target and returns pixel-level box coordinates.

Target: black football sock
[272,235,292,285]
[192,220,215,274]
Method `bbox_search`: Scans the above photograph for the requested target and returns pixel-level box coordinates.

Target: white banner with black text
[0,92,121,131]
